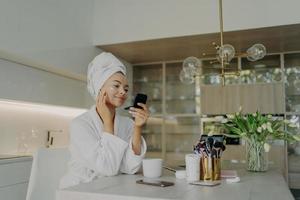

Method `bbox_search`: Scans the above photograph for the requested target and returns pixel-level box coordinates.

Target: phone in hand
[125,93,147,110]
[136,179,174,187]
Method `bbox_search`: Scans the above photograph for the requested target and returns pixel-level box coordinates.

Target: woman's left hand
[129,103,150,127]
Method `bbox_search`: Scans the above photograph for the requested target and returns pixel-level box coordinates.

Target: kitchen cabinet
[200,55,284,114]
[0,58,90,108]
[133,63,201,164]
[165,62,198,114]
[133,64,163,115]
[0,156,32,200]
[285,53,300,189]
[200,83,284,114]
[132,52,300,184]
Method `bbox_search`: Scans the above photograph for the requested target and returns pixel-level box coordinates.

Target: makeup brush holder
[200,156,221,181]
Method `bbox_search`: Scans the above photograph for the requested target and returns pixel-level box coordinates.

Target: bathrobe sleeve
[70,118,129,176]
[120,119,147,174]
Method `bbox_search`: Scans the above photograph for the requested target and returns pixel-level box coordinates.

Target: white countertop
[56,169,294,200]
[0,155,32,164]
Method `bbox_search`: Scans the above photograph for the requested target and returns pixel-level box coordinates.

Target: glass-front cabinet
[201,58,239,85]
[133,64,163,115]
[241,54,281,84]
[285,53,300,189]
[286,114,300,189]
[132,64,163,157]
[142,117,163,158]
[166,62,198,114]
[165,116,201,166]
[132,52,300,181]
[285,53,300,113]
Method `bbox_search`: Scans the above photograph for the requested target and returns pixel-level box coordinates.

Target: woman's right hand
[96,91,114,133]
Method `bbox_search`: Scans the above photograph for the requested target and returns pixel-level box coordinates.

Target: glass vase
[246,139,268,172]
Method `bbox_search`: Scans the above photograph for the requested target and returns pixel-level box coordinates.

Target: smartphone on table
[136,179,174,187]
[125,93,147,110]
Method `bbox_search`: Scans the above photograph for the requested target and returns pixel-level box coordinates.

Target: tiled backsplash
[0,99,86,155]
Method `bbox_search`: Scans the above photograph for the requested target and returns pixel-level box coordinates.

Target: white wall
[0,0,101,75]
[93,0,300,45]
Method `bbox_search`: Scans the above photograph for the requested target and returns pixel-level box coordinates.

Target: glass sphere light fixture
[246,44,267,62]
[217,44,235,64]
[180,56,203,85]
[179,0,267,85]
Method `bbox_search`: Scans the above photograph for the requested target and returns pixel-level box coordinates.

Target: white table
[56,169,294,200]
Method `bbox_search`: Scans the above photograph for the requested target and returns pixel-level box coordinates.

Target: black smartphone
[125,93,147,110]
[136,179,174,187]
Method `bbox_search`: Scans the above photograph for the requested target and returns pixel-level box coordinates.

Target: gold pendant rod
[218,0,225,86]
[219,0,224,47]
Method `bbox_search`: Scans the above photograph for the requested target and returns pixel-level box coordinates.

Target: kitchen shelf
[142,132,161,135]
[166,98,196,101]
[133,80,162,84]
[286,112,300,115]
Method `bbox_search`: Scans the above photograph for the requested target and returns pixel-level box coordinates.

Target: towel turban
[87,52,126,100]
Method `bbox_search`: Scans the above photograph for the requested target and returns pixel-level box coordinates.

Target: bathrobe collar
[90,105,119,136]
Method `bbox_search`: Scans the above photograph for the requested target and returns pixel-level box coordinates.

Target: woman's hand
[129,103,150,127]
[96,91,114,133]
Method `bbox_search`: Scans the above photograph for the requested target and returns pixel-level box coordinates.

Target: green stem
[247,139,268,172]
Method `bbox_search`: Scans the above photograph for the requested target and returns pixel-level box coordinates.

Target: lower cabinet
[0,157,32,200]
[0,183,28,200]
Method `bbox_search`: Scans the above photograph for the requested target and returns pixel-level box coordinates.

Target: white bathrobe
[60,106,146,188]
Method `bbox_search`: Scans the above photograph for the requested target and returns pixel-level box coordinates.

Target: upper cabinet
[132,53,297,116]
[0,58,91,108]
[94,1,300,46]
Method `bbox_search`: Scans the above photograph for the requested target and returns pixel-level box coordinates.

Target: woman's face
[100,72,129,107]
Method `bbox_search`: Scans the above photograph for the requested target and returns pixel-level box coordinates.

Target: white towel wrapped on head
[87,52,126,100]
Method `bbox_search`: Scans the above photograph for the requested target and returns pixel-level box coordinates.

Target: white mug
[185,154,201,182]
[142,158,163,178]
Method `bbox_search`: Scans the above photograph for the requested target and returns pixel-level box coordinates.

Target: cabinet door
[133,64,162,115]
[165,116,201,166]
[201,59,239,85]
[285,53,300,113]
[0,159,32,200]
[201,83,284,114]
[0,183,28,200]
[241,55,281,84]
[0,59,88,108]
[239,83,284,114]
[166,62,198,114]
[286,115,300,189]
[0,160,32,187]
[142,117,163,158]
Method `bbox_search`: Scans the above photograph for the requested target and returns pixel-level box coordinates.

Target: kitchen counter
[0,155,32,200]
[0,154,32,164]
[56,169,294,200]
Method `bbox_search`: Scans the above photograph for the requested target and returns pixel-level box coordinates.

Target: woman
[60,52,149,188]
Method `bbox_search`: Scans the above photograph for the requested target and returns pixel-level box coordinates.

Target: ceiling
[97,23,300,64]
